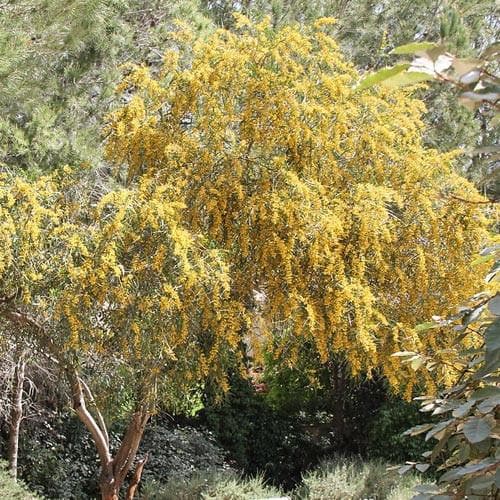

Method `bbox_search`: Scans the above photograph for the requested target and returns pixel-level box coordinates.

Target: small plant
[0,461,41,500]
[140,470,283,500]
[293,457,421,500]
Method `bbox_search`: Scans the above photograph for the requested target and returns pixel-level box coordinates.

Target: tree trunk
[8,353,26,480]
[66,368,150,500]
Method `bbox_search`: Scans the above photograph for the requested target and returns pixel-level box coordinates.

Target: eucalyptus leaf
[382,71,434,88]
[356,64,410,90]
[391,42,440,55]
[463,417,493,444]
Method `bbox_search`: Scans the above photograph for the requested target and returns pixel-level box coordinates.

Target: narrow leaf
[356,64,410,90]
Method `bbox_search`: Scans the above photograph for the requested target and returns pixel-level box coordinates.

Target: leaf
[381,71,434,88]
[480,244,500,256]
[398,464,414,474]
[452,400,474,418]
[469,474,495,492]
[470,386,500,401]
[488,294,500,316]
[415,322,438,332]
[391,42,440,55]
[471,254,494,266]
[477,395,500,414]
[462,417,493,443]
[475,348,500,379]
[403,423,434,436]
[411,356,425,371]
[425,420,454,441]
[416,463,431,472]
[392,351,417,357]
[439,459,496,482]
[485,319,500,357]
[356,64,410,90]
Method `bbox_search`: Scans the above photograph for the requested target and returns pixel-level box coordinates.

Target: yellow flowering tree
[0,16,492,500]
[105,17,488,393]
[0,169,244,499]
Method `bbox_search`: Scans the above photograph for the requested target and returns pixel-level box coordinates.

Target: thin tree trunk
[66,368,150,500]
[8,353,26,480]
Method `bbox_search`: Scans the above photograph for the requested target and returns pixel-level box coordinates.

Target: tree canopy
[105,17,489,392]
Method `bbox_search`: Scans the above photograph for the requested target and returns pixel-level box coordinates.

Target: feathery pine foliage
[0,0,213,172]
[105,17,489,394]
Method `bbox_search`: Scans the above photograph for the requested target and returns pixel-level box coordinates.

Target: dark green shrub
[17,412,100,500]
[200,376,331,490]
[366,397,432,464]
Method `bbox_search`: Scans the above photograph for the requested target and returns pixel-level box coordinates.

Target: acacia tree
[0,170,244,499]
[106,17,488,395]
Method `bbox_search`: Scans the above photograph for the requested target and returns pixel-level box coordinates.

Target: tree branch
[113,408,150,488]
[66,369,111,467]
[79,378,109,448]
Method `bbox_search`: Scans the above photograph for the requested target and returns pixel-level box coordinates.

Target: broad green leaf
[469,474,495,492]
[439,459,496,482]
[471,386,500,401]
[356,64,410,90]
[463,417,493,443]
[425,419,454,441]
[381,71,434,88]
[391,42,440,55]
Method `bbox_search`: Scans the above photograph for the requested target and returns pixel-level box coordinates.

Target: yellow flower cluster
[104,18,490,391]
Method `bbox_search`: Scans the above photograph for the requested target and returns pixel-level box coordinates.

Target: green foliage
[141,471,283,500]
[401,246,500,499]
[139,419,229,486]
[366,398,432,465]
[17,413,101,499]
[201,376,330,489]
[294,458,421,500]
[0,461,41,500]
[0,0,213,172]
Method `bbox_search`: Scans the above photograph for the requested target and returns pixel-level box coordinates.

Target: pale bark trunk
[66,368,149,500]
[8,353,26,479]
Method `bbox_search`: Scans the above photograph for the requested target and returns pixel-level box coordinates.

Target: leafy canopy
[0,168,244,407]
[105,16,488,393]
